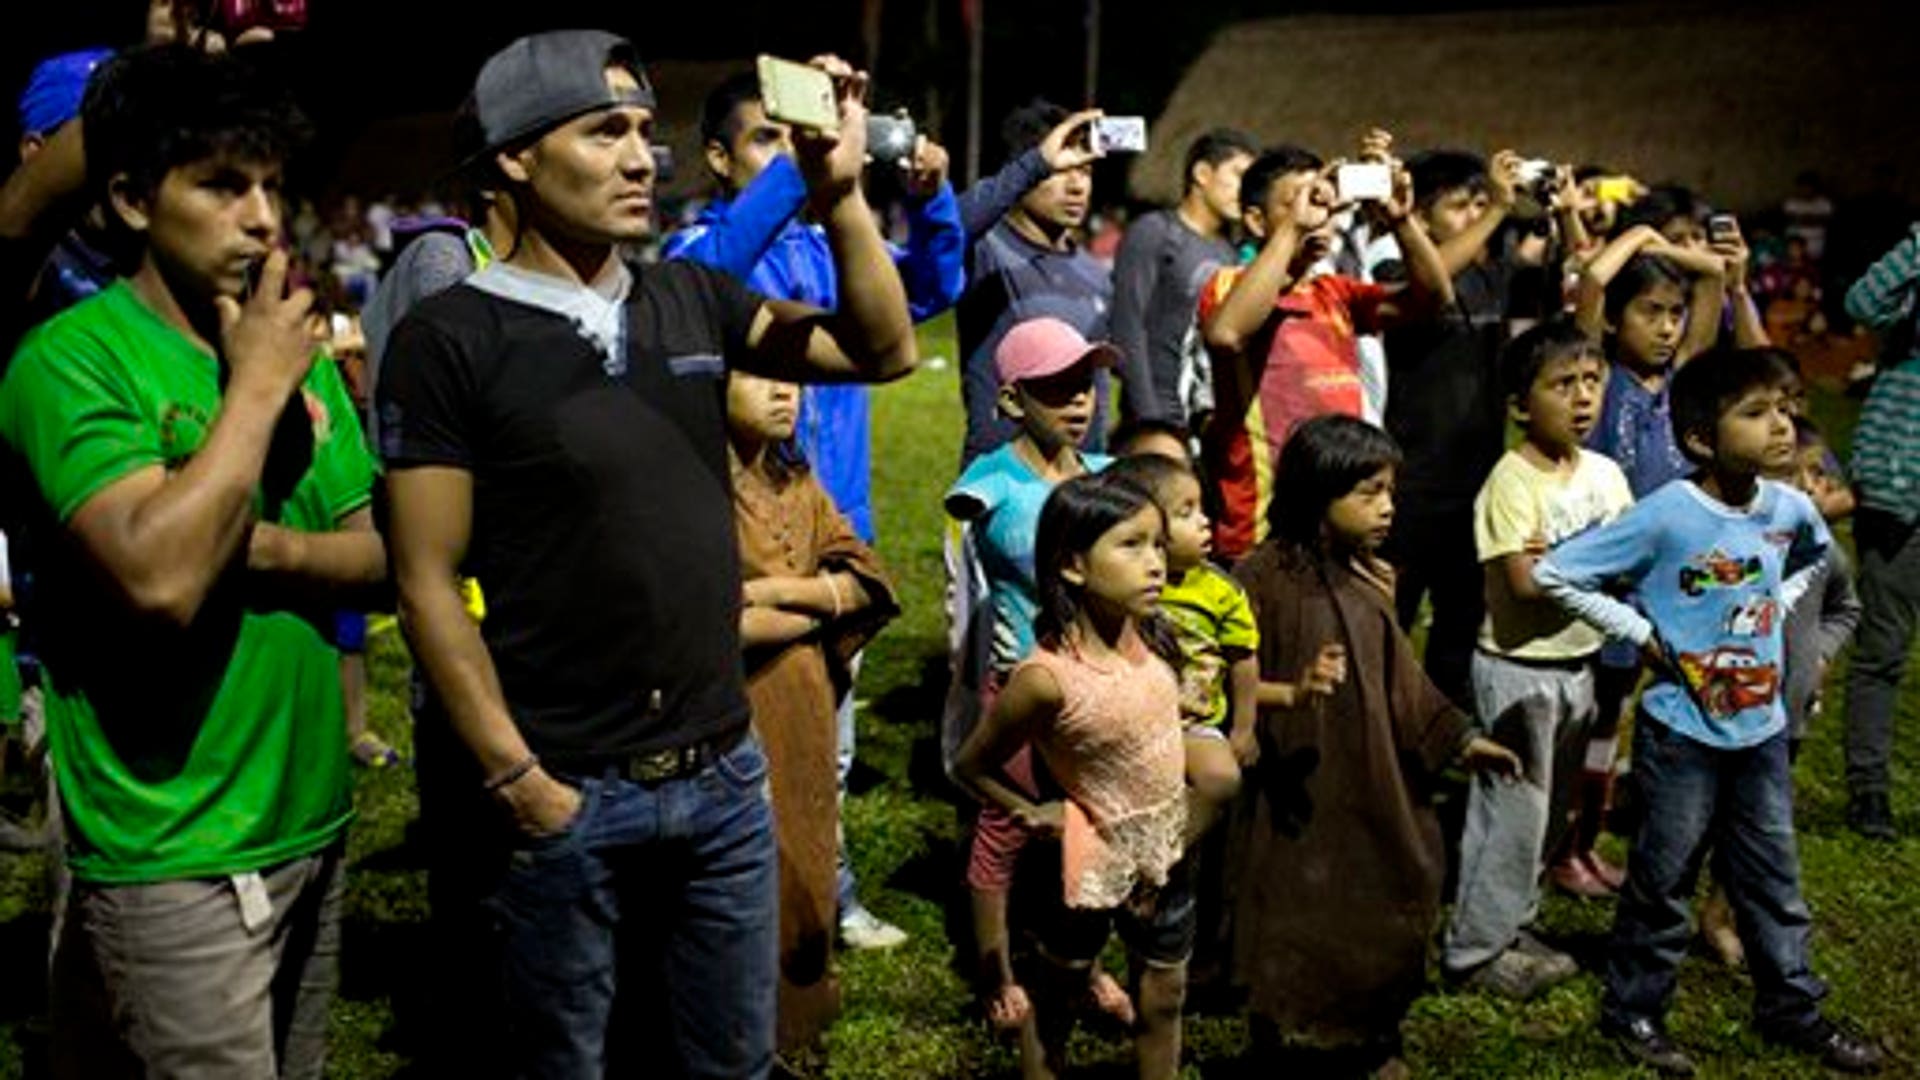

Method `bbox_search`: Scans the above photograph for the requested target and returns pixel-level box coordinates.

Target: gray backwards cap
[470,30,654,157]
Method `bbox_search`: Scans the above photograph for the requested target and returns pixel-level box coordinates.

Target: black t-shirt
[1381,249,1515,511]
[377,259,764,763]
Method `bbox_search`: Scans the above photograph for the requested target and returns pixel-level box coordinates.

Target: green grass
[3,322,1918,1077]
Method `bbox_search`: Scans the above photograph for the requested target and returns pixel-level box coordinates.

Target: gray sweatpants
[1444,650,1598,972]
[50,844,345,1080]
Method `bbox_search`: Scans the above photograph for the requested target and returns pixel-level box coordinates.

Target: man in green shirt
[0,46,382,1079]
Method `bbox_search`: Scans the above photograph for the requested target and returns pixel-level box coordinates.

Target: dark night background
[2,0,1646,195]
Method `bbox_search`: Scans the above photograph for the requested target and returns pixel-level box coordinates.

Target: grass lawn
[2,317,1917,1077]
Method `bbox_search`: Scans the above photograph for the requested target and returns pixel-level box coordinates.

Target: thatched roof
[1132,3,1915,211]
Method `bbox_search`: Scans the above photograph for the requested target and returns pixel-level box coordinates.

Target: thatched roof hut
[1131,3,1915,212]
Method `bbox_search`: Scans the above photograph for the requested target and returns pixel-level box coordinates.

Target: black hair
[1668,347,1799,464]
[1109,417,1192,460]
[1001,98,1069,161]
[1573,163,1612,184]
[1032,471,1183,669]
[1104,452,1195,512]
[1182,128,1257,190]
[1405,148,1487,210]
[1267,415,1401,551]
[1603,253,1691,329]
[1499,319,1605,403]
[1615,183,1706,238]
[82,45,310,210]
[701,71,762,148]
[1238,144,1323,220]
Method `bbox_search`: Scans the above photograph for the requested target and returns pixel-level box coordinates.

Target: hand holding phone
[757,55,840,135]
[1335,163,1392,204]
[1090,116,1147,156]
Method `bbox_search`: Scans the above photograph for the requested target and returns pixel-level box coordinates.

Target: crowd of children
[925,127,1911,1080]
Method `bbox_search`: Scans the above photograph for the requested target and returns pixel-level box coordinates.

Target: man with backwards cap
[379,31,916,1078]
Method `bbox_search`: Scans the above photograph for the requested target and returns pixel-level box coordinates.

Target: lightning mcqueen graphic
[1677,645,1779,718]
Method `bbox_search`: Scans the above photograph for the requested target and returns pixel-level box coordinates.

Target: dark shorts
[1040,854,1197,969]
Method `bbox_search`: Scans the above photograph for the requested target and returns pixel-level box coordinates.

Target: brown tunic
[733,456,897,1053]
[1230,543,1471,1048]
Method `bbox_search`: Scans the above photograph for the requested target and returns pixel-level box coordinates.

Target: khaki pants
[50,844,344,1080]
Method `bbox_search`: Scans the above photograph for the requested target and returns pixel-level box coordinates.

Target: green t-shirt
[1160,563,1259,727]
[0,281,376,883]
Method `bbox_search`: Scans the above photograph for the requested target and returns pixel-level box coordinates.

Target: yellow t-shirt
[1476,447,1634,660]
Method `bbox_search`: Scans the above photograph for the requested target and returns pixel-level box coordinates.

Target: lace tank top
[1021,634,1186,909]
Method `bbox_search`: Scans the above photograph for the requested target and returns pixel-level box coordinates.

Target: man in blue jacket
[666,70,964,949]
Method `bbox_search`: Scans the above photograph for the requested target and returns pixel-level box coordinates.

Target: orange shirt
[1198,268,1389,560]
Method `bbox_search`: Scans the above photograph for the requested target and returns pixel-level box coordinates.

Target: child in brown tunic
[729,371,898,1052]
[1230,416,1519,1076]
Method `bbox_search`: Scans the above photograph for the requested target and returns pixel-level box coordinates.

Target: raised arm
[1574,225,1665,337]
[895,138,967,321]
[955,109,1101,239]
[1708,216,1769,348]
[661,153,807,278]
[735,57,915,384]
[1646,242,1730,363]
[1434,149,1522,278]
[61,253,318,626]
[1374,168,1457,326]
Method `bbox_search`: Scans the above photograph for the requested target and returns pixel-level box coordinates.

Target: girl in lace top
[954,471,1191,1080]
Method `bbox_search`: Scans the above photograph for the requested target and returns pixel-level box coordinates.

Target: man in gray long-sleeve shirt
[1108,128,1254,426]
[955,101,1111,465]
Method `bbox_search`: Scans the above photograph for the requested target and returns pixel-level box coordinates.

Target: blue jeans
[1602,718,1824,1033]
[482,734,778,1079]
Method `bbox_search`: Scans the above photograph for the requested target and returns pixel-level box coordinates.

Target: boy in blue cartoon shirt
[1536,348,1882,1077]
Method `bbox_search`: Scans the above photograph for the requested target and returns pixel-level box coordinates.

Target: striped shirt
[1845,225,1920,523]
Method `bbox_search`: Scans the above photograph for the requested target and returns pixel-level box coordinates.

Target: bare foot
[1087,970,1136,1026]
[986,981,1031,1031]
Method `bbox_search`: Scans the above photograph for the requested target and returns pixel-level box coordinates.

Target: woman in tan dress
[728,371,898,1053]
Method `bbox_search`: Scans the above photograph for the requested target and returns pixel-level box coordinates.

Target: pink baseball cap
[994,317,1119,387]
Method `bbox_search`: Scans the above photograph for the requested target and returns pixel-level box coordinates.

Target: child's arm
[1816,551,1863,671]
[1843,224,1920,330]
[1532,509,1659,648]
[740,606,821,649]
[1574,225,1665,337]
[1227,652,1261,764]
[954,662,1065,834]
[1252,643,1348,710]
[743,572,874,621]
[1708,216,1770,349]
[1631,241,1729,363]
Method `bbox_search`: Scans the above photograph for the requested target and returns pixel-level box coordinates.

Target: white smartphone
[756,55,839,135]
[1335,163,1392,203]
[1091,116,1147,155]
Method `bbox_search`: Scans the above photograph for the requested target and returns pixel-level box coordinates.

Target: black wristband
[484,754,539,793]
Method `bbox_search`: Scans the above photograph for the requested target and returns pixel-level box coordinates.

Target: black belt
[551,726,749,786]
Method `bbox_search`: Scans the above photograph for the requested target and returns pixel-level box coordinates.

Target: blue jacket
[664,154,966,541]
